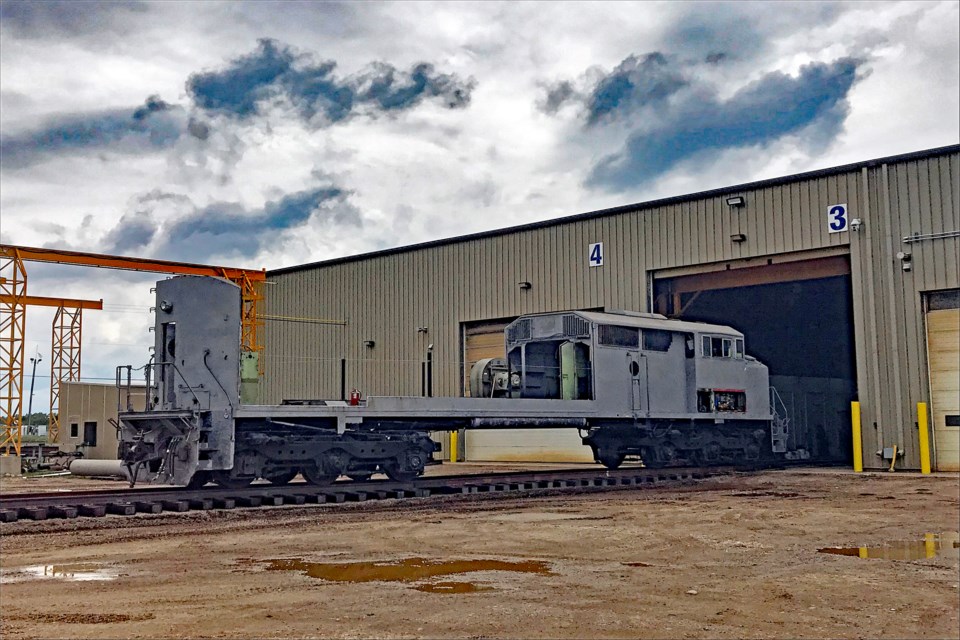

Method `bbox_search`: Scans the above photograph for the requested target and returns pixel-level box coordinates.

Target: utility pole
[26,350,42,436]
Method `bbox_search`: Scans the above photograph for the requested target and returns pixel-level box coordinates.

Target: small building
[56,382,146,460]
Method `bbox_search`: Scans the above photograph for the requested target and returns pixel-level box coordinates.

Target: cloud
[186,38,475,125]
[98,185,359,263]
[0,95,184,170]
[585,53,687,125]
[587,58,863,189]
[0,0,147,38]
[538,52,687,124]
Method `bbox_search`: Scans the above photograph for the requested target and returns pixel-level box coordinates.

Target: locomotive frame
[116,276,786,487]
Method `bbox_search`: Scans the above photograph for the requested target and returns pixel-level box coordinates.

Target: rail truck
[116,276,787,487]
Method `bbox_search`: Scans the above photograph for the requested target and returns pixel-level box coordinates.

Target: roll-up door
[926,291,959,472]
[463,321,511,396]
[461,318,594,463]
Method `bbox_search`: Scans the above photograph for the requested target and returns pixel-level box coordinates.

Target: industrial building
[55,382,144,461]
[261,144,959,471]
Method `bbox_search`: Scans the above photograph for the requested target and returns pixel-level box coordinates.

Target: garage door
[461,319,594,463]
[926,292,959,472]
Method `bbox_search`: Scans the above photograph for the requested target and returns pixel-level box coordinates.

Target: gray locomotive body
[116,276,784,487]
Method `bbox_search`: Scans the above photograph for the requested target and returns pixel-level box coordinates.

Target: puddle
[818,533,960,561]
[0,563,119,583]
[413,581,495,594]
[263,557,553,583]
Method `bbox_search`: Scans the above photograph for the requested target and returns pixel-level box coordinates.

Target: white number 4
[827,203,848,233]
[588,242,603,267]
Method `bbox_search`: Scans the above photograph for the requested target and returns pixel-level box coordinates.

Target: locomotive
[116,276,786,487]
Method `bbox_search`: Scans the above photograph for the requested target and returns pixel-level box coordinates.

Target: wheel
[185,471,210,489]
[383,464,420,483]
[262,469,298,485]
[211,471,254,490]
[597,447,625,470]
[383,450,426,483]
[301,464,339,486]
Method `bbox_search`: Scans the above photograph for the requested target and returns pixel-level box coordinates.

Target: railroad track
[0,466,741,524]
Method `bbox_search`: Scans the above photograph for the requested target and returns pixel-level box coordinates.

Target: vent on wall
[508,318,532,342]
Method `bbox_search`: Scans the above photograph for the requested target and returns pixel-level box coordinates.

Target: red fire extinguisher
[349,389,361,406]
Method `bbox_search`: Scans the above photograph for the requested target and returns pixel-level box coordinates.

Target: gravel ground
[0,468,957,639]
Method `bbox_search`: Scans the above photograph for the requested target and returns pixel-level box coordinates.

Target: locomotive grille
[508,318,532,341]
[562,314,590,338]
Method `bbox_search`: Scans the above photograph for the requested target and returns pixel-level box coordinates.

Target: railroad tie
[17,506,48,520]
[106,502,136,516]
[135,501,162,514]
[78,504,106,517]
[161,499,190,512]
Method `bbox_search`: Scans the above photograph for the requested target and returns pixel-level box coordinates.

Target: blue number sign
[827,203,848,233]
[589,242,603,267]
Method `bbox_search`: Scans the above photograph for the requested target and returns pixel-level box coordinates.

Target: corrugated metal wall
[262,147,959,470]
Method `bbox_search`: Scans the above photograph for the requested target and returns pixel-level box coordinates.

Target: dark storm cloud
[0,95,184,170]
[0,0,147,37]
[98,186,359,262]
[186,38,475,124]
[585,53,687,124]
[537,52,687,121]
[587,58,863,189]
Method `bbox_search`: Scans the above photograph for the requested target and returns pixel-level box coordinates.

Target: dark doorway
[654,266,857,464]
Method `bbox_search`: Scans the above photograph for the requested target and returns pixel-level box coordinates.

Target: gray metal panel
[261,148,960,469]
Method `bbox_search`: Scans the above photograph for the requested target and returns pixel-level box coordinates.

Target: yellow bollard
[450,430,458,463]
[851,402,863,473]
[917,402,932,474]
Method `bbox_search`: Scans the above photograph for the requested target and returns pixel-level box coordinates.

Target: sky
[1,0,958,413]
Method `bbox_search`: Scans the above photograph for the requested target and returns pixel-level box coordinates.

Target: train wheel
[383,452,425,483]
[697,442,723,465]
[211,471,254,490]
[186,471,210,489]
[263,468,299,485]
[383,464,419,483]
[597,448,625,469]
[301,464,339,486]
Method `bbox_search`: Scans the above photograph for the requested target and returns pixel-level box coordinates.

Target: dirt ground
[0,468,957,640]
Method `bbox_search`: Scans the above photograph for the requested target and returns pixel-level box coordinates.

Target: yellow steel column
[851,401,863,473]
[0,248,26,457]
[450,430,458,463]
[917,402,932,475]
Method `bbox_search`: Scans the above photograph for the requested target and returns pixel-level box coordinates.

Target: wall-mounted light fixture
[730,233,747,243]
[417,327,428,334]
[896,251,912,272]
[726,196,745,207]
[364,340,376,348]
[850,218,863,231]
[518,281,532,290]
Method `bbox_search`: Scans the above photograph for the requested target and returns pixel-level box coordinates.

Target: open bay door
[926,290,959,472]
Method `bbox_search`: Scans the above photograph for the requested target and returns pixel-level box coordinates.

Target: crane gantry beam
[0,244,265,454]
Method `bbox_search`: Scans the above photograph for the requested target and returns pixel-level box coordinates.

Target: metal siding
[261,150,960,470]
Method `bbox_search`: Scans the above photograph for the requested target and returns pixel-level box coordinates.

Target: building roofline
[269,143,960,276]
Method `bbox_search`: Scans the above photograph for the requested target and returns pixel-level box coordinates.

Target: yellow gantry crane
[0,244,265,456]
